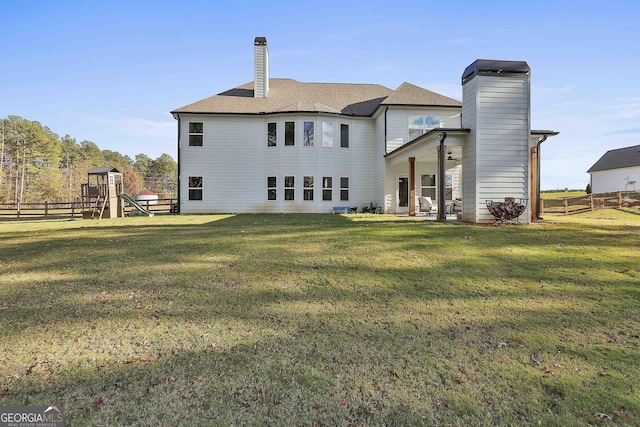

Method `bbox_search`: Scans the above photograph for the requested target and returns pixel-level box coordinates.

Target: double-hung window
[189,122,203,146]
[421,174,436,199]
[188,176,203,200]
[284,176,295,200]
[304,176,314,201]
[340,177,349,201]
[322,177,332,201]
[267,176,277,200]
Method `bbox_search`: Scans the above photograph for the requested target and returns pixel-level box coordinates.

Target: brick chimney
[254,37,269,98]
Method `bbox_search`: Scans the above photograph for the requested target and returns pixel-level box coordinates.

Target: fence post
[540,198,544,216]
[45,201,48,217]
[590,194,594,211]
[564,198,569,216]
[618,191,622,207]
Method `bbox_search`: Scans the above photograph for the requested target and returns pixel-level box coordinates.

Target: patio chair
[418,197,436,215]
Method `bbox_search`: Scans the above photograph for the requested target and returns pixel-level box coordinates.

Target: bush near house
[1,212,638,426]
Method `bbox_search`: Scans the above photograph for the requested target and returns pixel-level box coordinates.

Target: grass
[1,212,639,426]
[541,191,586,199]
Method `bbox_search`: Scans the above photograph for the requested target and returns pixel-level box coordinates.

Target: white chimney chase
[254,37,269,98]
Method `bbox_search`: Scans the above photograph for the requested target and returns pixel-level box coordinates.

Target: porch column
[530,146,539,220]
[437,140,446,221]
[409,157,416,216]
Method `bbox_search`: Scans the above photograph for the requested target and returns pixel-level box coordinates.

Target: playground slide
[118,193,155,217]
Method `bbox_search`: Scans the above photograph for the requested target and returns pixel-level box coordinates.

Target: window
[322,122,333,147]
[304,176,314,201]
[189,122,203,146]
[267,122,277,147]
[284,176,295,200]
[340,177,349,201]
[408,115,440,141]
[267,176,277,200]
[340,124,349,148]
[304,121,314,146]
[188,176,203,200]
[421,174,436,199]
[285,121,295,146]
[322,177,332,201]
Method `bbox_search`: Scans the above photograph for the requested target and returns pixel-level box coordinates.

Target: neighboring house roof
[88,166,121,174]
[171,79,461,117]
[587,144,640,173]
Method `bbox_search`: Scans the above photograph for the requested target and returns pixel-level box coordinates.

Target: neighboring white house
[587,145,640,193]
[171,37,558,224]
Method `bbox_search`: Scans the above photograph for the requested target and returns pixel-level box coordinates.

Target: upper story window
[340,124,349,148]
[408,115,440,141]
[304,121,314,146]
[189,122,203,146]
[267,122,277,147]
[322,122,333,147]
[285,121,295,146]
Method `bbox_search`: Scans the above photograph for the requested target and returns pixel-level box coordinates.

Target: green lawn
[541,191,587,199]
[1,212,638,426]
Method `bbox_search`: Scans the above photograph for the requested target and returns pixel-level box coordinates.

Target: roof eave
[384,128,471,158]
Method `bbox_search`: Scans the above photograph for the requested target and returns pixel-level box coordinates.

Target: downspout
[384,107,389,154]
[438,132,447,221]
[535,134,547,220]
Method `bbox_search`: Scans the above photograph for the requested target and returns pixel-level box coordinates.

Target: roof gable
[382,82,461,107]
[588,144,640,173]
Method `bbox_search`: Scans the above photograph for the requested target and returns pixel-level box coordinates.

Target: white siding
[385,107,462,153]
[591,167,640,193]
[462,75,531,223]
[461,77,478,222]
[179,113,377,213]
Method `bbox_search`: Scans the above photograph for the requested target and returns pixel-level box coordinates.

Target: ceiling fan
[447,152,461,161]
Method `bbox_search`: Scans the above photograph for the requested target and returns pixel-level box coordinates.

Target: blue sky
[1,0,639,190]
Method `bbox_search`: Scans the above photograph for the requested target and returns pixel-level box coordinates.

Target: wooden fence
[0,198,178,219]
[541,191,640,216]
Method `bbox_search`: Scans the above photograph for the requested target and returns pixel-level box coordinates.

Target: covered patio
[385,128,470,221]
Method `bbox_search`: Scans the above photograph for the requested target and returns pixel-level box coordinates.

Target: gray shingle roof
[381,82,461,107]
[587,144,640,173]
[171,78,461,117]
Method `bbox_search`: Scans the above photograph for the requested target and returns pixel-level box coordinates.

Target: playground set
[81,166,154,219]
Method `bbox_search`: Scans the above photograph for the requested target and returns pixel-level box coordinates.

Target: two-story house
[171,37,557,223]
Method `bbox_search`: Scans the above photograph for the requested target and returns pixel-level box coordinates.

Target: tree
[79,140,104,167]
[586,183,591,194]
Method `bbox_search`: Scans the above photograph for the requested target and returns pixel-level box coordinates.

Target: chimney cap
[462,59,529,84]
[254,36,267,45]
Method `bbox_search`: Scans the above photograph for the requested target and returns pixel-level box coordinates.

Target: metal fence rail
[541,191,640,215]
